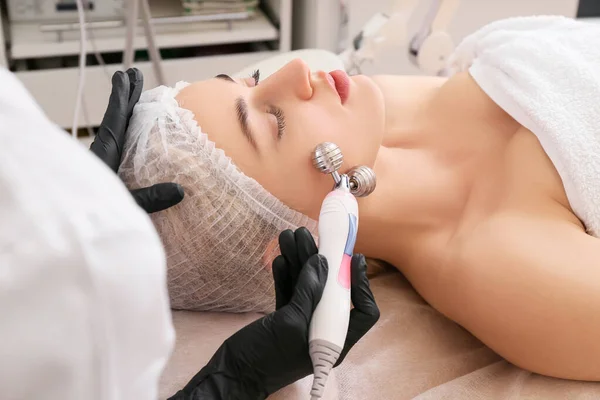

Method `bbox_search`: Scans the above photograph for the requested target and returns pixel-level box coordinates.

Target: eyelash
[252,69,260,85]
[268,105,285,139]
[250,69,284,139]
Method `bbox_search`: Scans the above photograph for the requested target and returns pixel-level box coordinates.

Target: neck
[353,134,472,267]
[354,146,408,265]
[352,83,439,265]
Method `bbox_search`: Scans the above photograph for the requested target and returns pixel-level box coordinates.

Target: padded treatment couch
[159,270,600,399]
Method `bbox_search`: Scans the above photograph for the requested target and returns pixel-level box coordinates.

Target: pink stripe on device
[338,254,352,289]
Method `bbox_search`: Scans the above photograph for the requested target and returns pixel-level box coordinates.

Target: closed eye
[268,105,285,139]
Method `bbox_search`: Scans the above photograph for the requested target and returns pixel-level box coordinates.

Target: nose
[255,58,313,101]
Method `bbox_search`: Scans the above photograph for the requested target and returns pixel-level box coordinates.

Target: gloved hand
[168,227,380,400]
[90,68,184,213]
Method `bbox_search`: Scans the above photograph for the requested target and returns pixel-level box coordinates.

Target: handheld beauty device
[308,142,376,399]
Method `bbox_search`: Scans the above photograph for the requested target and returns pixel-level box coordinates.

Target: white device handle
[308,188,358,399]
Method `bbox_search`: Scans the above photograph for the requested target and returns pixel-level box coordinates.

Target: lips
[328,70,350,104]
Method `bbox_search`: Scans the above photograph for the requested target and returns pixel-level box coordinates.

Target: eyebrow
[235,97,257,149]
[215,74,257,150]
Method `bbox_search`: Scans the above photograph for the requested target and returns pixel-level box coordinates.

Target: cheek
[269,157,331,220]
[255,138,332,220]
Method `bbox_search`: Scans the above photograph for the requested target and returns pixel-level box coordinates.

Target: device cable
[72,0,87,139]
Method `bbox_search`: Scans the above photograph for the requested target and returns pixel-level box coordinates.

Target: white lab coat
[0,68,174,400]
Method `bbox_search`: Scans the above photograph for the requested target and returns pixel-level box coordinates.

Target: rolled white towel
[449,16,600,237]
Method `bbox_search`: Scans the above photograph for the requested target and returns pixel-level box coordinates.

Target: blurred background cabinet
[0,0,292,133]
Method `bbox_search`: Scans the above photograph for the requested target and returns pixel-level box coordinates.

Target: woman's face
[176,58,385,220]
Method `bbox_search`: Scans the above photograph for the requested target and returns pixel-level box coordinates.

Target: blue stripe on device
[344,214,358,256]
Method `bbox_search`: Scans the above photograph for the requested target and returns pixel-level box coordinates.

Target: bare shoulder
[443,210,600,321]
[456,212,599,271]
[439,213,600,379]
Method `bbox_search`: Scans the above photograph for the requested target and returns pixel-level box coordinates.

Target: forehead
[175,79,243,147]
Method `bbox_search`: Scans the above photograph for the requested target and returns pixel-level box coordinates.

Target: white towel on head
[448,16,600,237]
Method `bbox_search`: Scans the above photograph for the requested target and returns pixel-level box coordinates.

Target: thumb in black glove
[90,68,184,213]
[273,227,381,368]
[169,227,380,400]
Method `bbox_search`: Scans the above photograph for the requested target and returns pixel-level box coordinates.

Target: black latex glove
[90,68,184,213]
[168,227,380,400]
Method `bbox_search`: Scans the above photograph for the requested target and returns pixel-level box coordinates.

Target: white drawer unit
[7,0,125,23]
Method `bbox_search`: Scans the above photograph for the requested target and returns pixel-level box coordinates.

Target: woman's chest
[382,71,576,272]
[396,127,578,301]
[391,121,572,278]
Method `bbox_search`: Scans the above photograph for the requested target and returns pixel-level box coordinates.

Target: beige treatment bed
[159,270,600,399]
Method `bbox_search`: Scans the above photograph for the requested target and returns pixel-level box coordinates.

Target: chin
[352,75,385,119]
[352,74,383,96]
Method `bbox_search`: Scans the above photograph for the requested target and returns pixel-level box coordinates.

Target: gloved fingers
[349,255,379,318]
[337,254,380,364]
[286,254,328,325]
[294,227,318,269]
[272,255,293,310]
[278,229,301,283]
[278,227,317,285]
[90,70,130,172]
[276,228,318,310]
[130,182,185,214]
[125,68,143,119]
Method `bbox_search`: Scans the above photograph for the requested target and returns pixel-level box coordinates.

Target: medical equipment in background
[72,0,86,139]
[308,142,376,399]
[13,0,258,139]
[340,0,460,76]
[408,0,460,75]
[121,0,258,84]
[123,0,166,86]
[6,0,125,22]
[240,0,461,81]
[8,0,123,138]
[67,0,165,139]
[339,11,406,75]
[182,0,260,15]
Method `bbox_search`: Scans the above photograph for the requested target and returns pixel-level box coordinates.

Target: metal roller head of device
[312,142,376,197]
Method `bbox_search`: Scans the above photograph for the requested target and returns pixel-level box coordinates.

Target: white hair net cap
[119,82,318,313]
[0,67,173,400]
